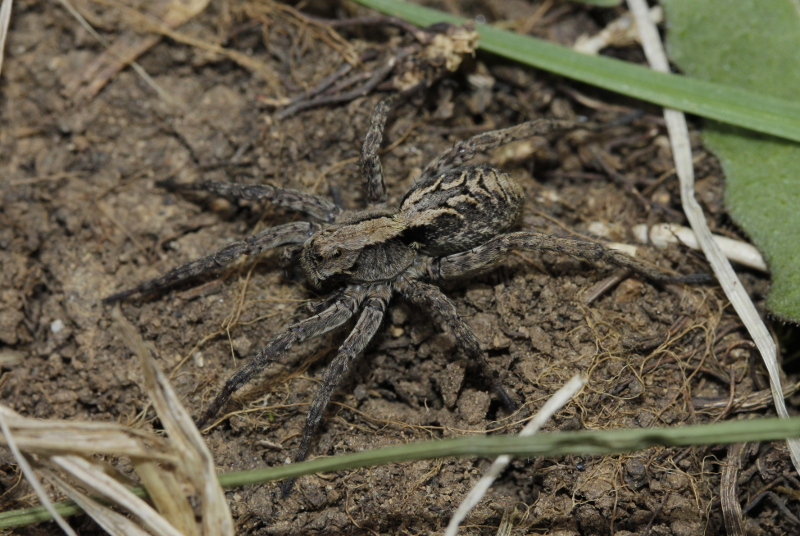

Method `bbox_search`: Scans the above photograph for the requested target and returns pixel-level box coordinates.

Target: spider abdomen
[399,164,523,255]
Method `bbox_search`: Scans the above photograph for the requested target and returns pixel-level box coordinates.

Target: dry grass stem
[0,409,78,536]
[51,455,186,536]
[0,407,175,461]
[626,0,800,473]
[444,374,587,536]
[635,223,768,272]
[720,442,747,536]
[0,309,233,535]
[0,0,12,75]
[112,306,234,535]
[57,0,180,103]
[45,471,153,536]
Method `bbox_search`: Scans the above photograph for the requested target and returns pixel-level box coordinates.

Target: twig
[0,0,12,76]
[0,410,78,536]
[637,223,767,272]
[720,442,747,536]
[444,374,586,536]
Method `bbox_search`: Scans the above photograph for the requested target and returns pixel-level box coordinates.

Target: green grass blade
[219,416,800,486]
[353,0,800,143]
[3,417,800,529]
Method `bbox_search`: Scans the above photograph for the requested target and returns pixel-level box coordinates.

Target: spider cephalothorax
[106,96,695,494]
[300,211,412,287]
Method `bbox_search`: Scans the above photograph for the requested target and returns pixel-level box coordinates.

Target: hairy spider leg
[428,230,702,284]
[196,284,371,428]
[189,180,342,222]
[419,118,590,182]
[360,94,401,205]
[396,277,517,411]
[103,221,318,303]
[280,284,392,497]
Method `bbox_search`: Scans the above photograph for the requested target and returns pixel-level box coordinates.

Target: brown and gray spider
[106,95,698,493]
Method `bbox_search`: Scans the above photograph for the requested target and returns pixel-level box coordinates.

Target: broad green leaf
[663,0,800,322]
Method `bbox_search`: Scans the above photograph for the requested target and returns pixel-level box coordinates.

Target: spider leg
[196,284,371,427]
[420,118,588,181]
[360,94,401,205]
[280,284,391,496]
[428,230,702,284]
[104,221,318,302]
[303,287,346,316]
[172,180,342,222]
[395,277,517,411]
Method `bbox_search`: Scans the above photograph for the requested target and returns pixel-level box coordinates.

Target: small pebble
[209,198,232,213]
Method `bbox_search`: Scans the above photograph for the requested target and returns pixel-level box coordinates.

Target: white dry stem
[0,311,231,535]
[626,0,800,472]
[633,223,768,272]
[112,307,234,536]
[607,242,640,258]
[0,408,78,536]
[45,472,153,536]
[0,0,11,75]
[50,456,185,536]
[574,5,662,55]
[444,374,587,536]
[0,414,175,460]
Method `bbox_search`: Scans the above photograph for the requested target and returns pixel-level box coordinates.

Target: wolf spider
[106,95,697,494]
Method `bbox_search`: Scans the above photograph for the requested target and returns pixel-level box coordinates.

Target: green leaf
[663,0,800,322]
[352,0,800,143]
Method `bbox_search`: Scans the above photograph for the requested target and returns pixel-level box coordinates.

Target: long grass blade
[3,416,799,529]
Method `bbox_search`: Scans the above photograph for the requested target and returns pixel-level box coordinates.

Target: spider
[106,95,698,494]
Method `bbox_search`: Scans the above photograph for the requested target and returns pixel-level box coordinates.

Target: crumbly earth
[1,1,798,535]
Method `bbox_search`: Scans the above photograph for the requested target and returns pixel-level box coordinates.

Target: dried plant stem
[444,374,586,536]
[626,0,800,473]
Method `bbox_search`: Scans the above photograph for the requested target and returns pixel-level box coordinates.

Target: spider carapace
[106,95,698,494]
[303,162,523,288]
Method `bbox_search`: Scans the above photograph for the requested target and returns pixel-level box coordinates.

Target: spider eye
[332,249,342,258]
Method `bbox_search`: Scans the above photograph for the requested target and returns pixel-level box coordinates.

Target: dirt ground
[2,0,799,534]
